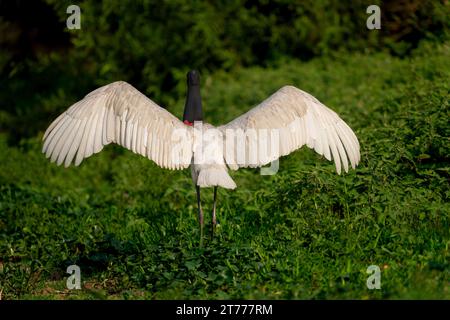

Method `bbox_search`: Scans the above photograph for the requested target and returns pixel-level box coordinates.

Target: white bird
[42,70,360,241]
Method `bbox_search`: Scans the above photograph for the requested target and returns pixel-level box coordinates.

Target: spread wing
[218,85,360,174]
[42,81,193,170]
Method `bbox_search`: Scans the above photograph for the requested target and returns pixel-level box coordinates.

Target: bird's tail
[197,167,237,189]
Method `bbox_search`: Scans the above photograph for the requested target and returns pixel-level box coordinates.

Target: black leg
[196,185,204,246]
[211,186,217,239]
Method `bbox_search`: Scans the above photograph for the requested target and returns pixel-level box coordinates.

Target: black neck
[183,71,203,124]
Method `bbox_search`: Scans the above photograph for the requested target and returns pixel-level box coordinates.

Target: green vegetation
[1,38,449,299]
[0,1,449,299]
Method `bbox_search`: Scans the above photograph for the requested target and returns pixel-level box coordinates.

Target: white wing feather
[43,81,193,169]
[219,85,360,174]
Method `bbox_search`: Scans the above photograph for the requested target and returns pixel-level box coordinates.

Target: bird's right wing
[218,85,360,174]
[43,81,193,169]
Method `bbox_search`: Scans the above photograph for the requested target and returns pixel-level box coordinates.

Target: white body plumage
[190,122,237,189]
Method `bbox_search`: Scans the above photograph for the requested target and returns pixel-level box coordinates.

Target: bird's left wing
[218,85,360,174]
[43,81,193,169]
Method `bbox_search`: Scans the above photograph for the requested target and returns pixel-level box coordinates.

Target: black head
[187,70,200,86]
[183,70,203,125]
